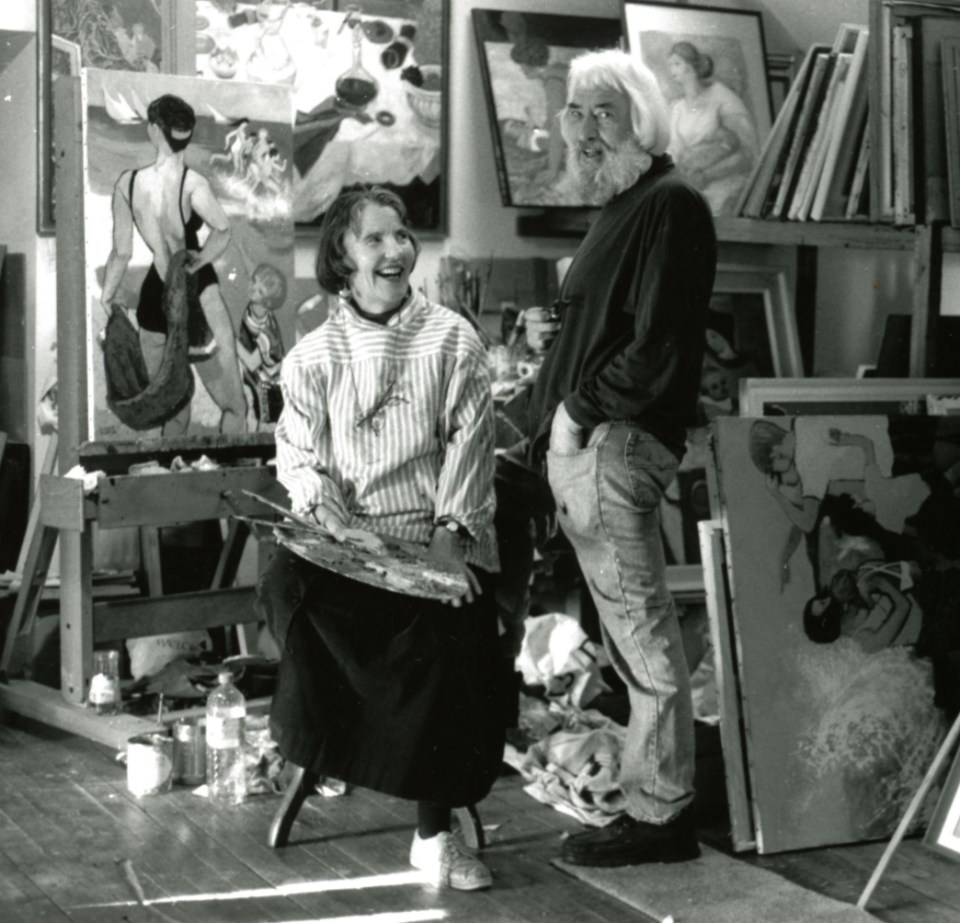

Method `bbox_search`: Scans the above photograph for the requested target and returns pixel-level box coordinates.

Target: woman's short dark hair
[147,94,195,153]
[315,187,421,295]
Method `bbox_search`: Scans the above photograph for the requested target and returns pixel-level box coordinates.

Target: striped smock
[275,289,499,573]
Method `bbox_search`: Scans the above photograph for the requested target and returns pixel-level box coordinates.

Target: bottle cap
[217,670,233,685]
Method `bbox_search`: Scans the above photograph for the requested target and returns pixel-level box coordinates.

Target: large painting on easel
[711,415,959,852]
[82,68,295,442]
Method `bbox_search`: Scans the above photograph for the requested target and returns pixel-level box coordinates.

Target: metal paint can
[126,732,174,796]
[172,717,206,786]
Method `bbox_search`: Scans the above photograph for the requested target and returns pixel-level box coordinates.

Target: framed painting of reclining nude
[79,68,296,443]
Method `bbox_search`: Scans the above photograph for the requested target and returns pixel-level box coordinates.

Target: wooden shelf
[516,211,960,251]
[714,217,960,251]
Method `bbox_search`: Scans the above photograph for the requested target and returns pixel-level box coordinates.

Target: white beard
[566,138,653,205]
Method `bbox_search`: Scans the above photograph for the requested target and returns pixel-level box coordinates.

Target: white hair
[566,48,671,156]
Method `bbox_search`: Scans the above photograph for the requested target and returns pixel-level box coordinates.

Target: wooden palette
[241,491,468,601]
[277,524,468,601]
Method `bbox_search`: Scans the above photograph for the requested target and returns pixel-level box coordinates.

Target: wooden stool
[267,763,486,850]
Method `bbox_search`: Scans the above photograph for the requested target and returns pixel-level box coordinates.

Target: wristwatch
[437,518,468,539]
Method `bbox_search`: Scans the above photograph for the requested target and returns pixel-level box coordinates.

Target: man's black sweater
[527,155,718,462]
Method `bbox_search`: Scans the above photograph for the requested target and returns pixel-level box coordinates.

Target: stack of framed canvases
[701,378,960,854]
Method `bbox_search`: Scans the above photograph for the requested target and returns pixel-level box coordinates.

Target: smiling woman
[331,199,419,315]
[256,187,509,891]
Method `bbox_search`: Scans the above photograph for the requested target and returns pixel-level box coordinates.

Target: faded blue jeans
[547,423,695,824]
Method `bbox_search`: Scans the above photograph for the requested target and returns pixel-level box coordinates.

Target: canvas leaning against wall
[82,68,296,442]
[711,414,959,853]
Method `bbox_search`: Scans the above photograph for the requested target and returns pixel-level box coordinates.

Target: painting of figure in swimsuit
[83,68,295,442]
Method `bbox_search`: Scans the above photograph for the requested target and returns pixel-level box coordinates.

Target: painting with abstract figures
[52,0,164,72]
[712,415,959,852]
[194,0,447,231]
[472,8,622,209]
[82,68,296,442]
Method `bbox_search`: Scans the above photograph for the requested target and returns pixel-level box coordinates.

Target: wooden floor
[0,712,957,923]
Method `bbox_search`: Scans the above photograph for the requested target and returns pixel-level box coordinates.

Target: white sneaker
[410,830,492,891]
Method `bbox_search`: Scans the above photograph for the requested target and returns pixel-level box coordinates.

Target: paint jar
[172,717,206,786]
[89,649,121,715]
[126,732,174,797]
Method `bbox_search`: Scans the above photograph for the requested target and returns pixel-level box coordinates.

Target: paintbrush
[241,490,326,534]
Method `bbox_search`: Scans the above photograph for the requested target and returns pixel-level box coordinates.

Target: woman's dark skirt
[257,544,506,807]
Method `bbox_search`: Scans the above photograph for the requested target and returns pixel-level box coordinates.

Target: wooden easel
[0,433,286,751]
[857,711,960,909]
[0,434,60,681]
[0,75,285,751]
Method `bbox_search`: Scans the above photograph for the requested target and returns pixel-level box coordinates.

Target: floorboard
[1,712,957,923]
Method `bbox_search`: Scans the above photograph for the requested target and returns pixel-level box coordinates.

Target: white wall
[1,3,34,31]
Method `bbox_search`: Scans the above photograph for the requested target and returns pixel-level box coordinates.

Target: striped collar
[336,288,421,329]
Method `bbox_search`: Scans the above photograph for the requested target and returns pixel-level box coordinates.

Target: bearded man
[525,49,717,867]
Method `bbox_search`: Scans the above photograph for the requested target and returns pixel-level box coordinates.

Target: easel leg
[212,520,257,655]
[857,711,960,909]
[138,527,164,596]
[15,434,58,576]
[2,434,59,680]
[0,525,58,679]
[59,528,94,705]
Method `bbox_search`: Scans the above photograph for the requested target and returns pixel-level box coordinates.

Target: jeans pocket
[624,433,679,511]
[546,447,599,535]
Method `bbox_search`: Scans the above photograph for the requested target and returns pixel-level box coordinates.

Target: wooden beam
[0,679,271,751]
[93,467,284,529]
[0,525,58,679]
[795,245,818,375]
[59,529,94,705]
[0,679,163,750]
[909,223,944,377]
[92,586,258,643]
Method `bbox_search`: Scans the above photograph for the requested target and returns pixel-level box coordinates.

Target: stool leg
[454,805,485,851]
[268,763,320,848]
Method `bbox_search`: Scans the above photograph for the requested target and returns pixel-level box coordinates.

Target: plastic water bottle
[206,670,246,806]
